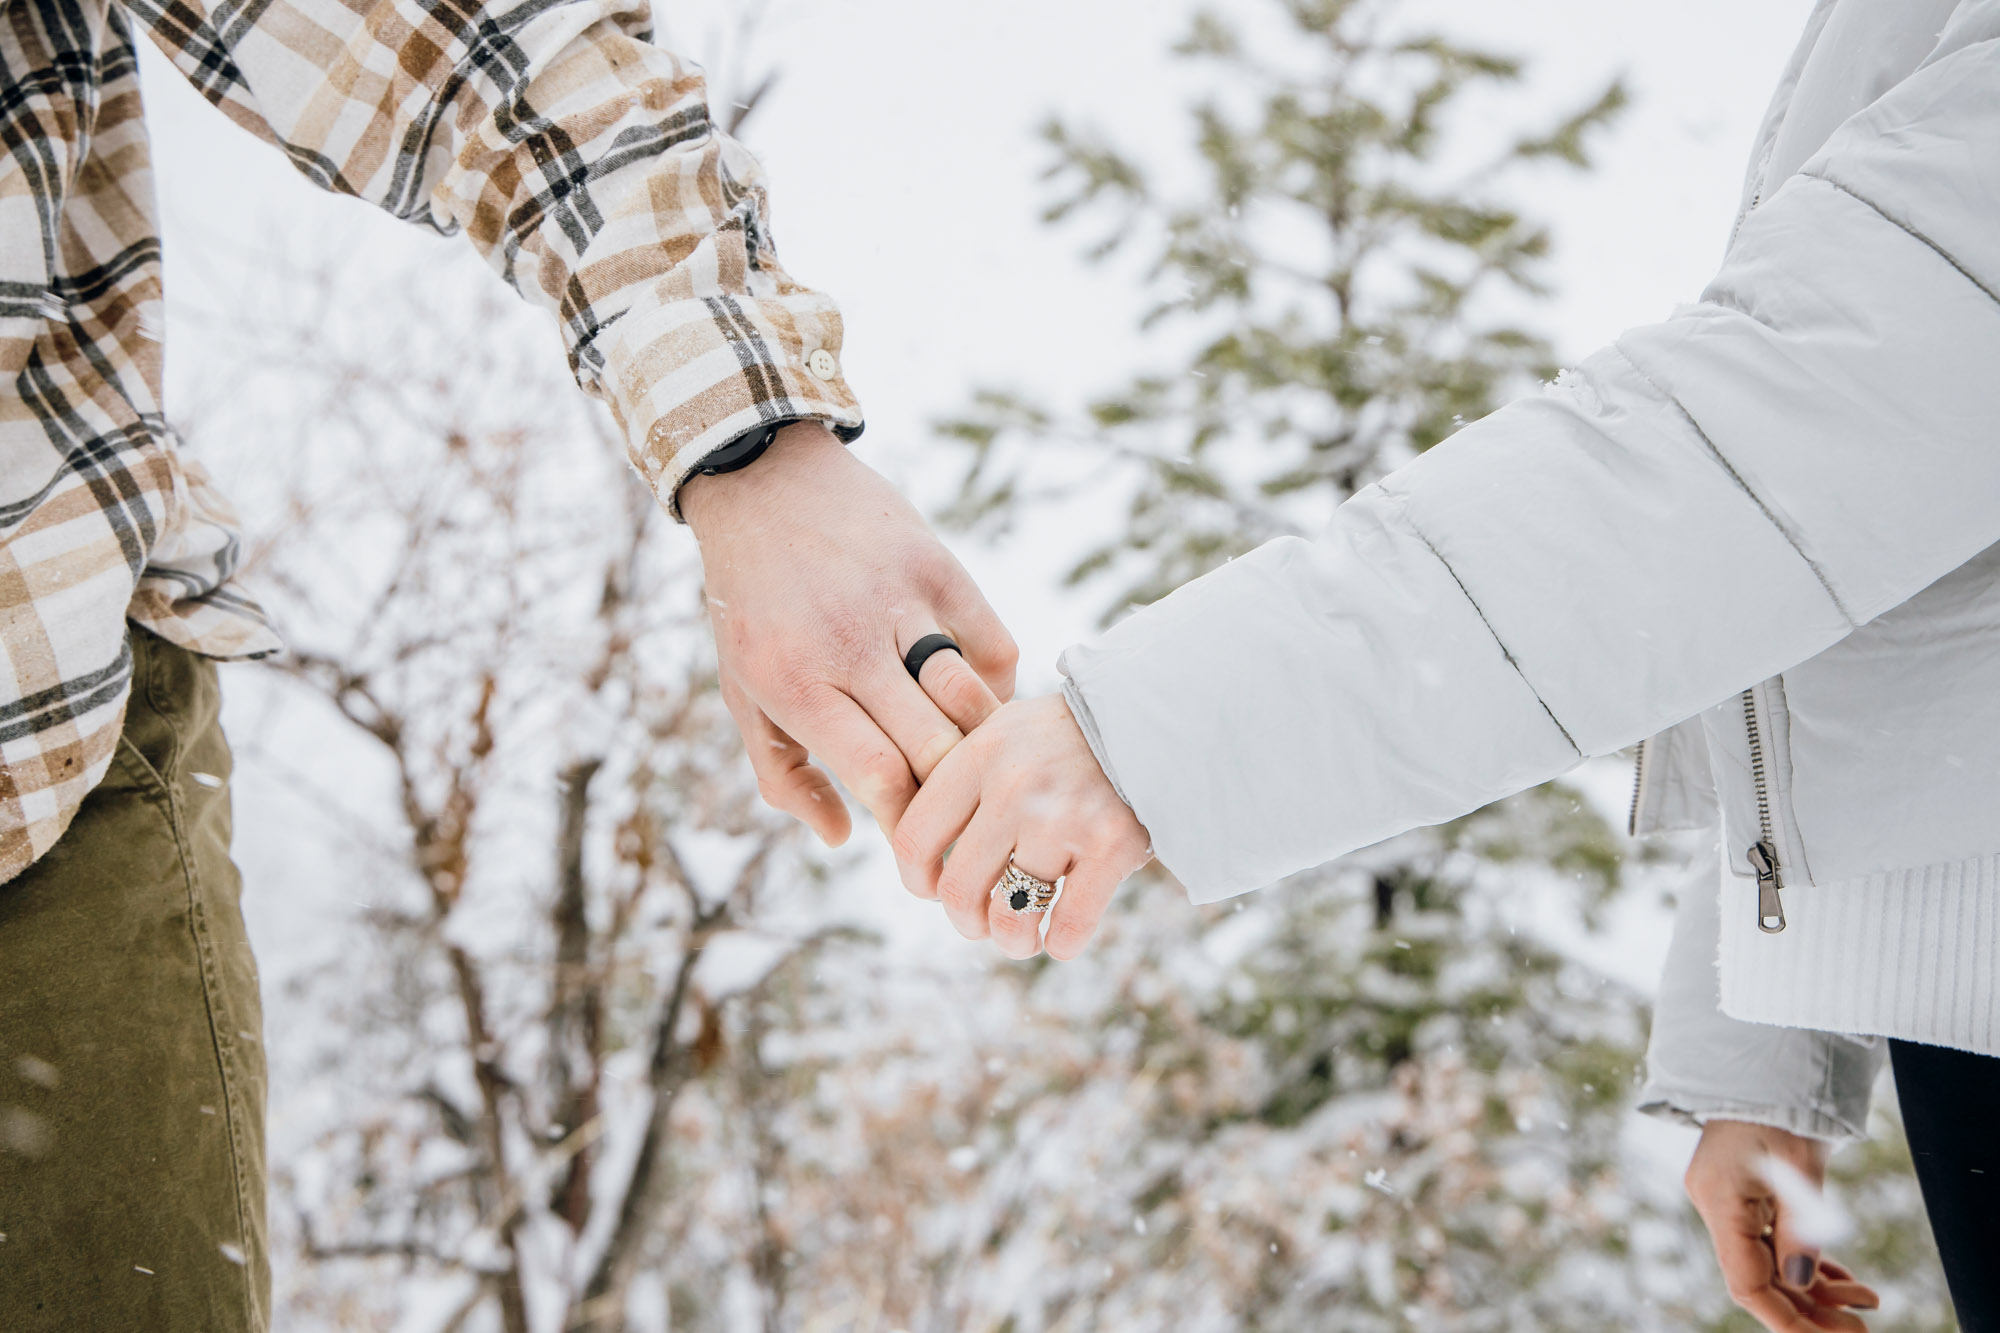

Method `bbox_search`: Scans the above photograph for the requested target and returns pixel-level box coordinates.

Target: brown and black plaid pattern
[0,0,863,879]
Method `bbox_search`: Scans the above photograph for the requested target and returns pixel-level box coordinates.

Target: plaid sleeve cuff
[597,289,865,519]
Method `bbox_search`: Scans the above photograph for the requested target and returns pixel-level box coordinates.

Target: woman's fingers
[1807,1259,1878,1308]
[721,672,850,846]
[1810,1275,1880,1311]
[1772,1205,1822,1301]
[1693,1189,1868,1333]
[1683,1120,1875,1333]
[1709,1224,1836,1333]
[1044,858,1125,961]
[893,743,985,900]
[1762,1139,1833,1297]
[987,853,1069,960]
[1795,1296,1869,1332]
[892,693,1148,960]
[935,810,1015,941]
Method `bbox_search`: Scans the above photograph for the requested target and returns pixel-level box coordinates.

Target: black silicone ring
[903,633,962,682]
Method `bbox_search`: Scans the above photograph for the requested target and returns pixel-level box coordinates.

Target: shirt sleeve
[125,0,863,513]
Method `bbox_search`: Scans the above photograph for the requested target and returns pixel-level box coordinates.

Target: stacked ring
[994,863,1059,915]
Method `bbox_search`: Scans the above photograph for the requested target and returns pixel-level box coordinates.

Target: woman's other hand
[1685,1119,1882,1332]
[891,695,1152,960]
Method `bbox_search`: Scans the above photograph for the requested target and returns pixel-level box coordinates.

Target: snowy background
[127,2,1957,1329]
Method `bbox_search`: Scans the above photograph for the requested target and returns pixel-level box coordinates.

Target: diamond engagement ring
[993,863,1059,915]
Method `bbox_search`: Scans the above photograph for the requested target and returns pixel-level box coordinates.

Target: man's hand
[1684,1119,1881,1332]
[682,423,1016,845]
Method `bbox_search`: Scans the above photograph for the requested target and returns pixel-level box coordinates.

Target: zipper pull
[1748,839,1786,934]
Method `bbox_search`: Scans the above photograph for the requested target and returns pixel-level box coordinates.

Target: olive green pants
[0,629,268,1331]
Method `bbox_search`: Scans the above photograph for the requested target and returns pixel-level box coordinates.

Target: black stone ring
[903,633,962,682]
[993,863,1059,915]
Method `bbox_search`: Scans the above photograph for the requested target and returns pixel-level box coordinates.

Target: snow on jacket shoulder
[1062,0,2000,909]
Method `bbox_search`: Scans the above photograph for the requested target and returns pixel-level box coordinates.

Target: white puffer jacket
[1061,0,2000,1140]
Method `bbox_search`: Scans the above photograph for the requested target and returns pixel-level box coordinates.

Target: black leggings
[1891,1039,2000,1331]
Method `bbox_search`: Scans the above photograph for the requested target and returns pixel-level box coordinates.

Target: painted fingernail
[1783,1254,1816,1287]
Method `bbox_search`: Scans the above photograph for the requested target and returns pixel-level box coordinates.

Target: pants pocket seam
[151,750,262,1319]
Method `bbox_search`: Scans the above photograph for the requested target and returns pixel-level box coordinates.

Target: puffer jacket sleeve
[1638,852,1884,1143]
[1061,6,2000,902]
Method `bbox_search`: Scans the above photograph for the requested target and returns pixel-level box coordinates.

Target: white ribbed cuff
[1719,852,2000,1056]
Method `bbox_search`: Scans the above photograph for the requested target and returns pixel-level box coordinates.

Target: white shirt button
[806,348,840,381]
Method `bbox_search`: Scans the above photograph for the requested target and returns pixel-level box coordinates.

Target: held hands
[891,694,1152,960]
[1684,1120,1880,1332]
[683,423,1018,845]
[687,422,1147,957]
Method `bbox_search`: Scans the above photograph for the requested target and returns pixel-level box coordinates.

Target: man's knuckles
[900,541,967,598]
[841,746,915,806]
[811,607,882,672]
[966,632,1020,694]
[909,727,961,777]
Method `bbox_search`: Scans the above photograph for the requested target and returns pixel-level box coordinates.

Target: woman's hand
[891,695,1152,960]
[1684,1119,1881,1332]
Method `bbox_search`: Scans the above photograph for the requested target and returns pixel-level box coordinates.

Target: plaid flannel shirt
[0,0,863,879]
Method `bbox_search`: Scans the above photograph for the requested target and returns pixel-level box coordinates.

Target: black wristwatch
[693,418,795,478]
[673,418,797,513]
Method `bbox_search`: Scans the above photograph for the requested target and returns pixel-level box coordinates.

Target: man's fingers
[856,665,968,785]
[933,578,1018,701]
[770,687,919,830]
[1043,858,1124,961]
[892,745,983,900]
[917,647,1003,733]
[721,674,851,846]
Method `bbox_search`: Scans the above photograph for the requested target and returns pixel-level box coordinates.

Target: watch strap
[693,418,794,478]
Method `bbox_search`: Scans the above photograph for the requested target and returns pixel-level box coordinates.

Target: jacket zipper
[1741,686,1786,934]
[1627,737,1650,838]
